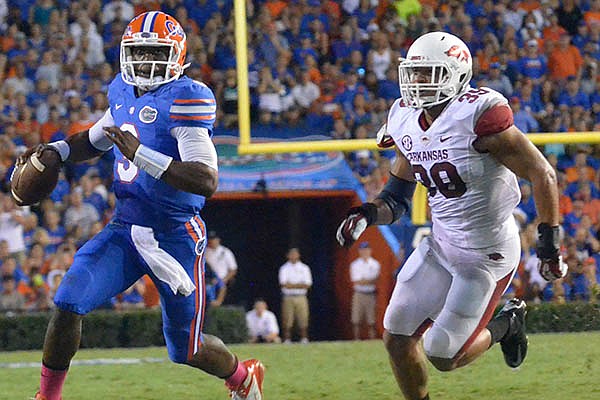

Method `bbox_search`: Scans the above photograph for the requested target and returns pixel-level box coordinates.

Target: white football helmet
[398,32,473,108]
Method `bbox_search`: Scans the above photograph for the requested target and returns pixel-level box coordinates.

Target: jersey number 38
[413,162,466,198]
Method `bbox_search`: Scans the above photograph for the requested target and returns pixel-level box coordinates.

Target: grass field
[1,332,599,400]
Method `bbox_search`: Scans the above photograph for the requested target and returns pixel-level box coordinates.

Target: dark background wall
[202,192,355,341]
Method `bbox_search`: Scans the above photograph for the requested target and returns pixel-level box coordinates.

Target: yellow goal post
[232,0,600,224]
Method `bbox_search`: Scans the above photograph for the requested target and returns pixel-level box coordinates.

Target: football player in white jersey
[336,32,567,400]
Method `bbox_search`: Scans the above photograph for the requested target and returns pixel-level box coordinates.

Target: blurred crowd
[1,0,600,314]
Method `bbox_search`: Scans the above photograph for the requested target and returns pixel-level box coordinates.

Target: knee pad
[423,325,455,359]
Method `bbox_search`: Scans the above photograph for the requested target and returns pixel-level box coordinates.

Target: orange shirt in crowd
[584,11,600,26]
[134,1,161,14]
[419,0,438,8]
[142,275,160,308]
[67,121,94,136]
[40,121,61,143]
[583,199,600,224]
[543,26,568,45]
[559,194,573,216]
[265,0,287,18]
[565,165,596,183]
[548,45,583,80]
[15,120,40,138]
[519,1,541,13]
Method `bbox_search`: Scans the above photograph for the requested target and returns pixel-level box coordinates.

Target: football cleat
[497,298,528,368]
[227,359,265,400]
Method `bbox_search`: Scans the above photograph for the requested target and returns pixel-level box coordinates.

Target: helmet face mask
[398,32,473,109]
[120,13,187,91]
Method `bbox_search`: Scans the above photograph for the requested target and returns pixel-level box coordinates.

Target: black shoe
[497,298,528,368]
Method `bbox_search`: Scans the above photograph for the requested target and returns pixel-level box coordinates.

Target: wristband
[48,140,70,162]
[133,144,173,179]
[357,203,378,226]
[537,223,560,259]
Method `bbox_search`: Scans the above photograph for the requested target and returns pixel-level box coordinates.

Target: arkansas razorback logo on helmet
[444,45,470,63]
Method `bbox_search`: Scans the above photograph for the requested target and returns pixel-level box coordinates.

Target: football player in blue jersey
[28,12,264,400]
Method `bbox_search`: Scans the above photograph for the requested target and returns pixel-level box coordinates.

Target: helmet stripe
[142,11,159,32]
[149,12,160,32]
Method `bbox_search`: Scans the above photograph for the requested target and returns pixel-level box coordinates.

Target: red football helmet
[120,11,188,91]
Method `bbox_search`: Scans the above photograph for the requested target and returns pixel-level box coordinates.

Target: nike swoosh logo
[115,104,123,110]
[440,136,452,143]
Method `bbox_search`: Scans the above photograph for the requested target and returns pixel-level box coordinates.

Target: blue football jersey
[106,74,217,230]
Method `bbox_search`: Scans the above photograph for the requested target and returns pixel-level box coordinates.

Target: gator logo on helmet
[165,19,185,40]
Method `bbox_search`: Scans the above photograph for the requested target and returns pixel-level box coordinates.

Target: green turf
[1,332,599,399]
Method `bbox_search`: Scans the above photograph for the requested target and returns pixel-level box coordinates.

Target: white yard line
[0,357,168,369]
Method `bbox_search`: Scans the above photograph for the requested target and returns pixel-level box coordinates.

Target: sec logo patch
[139,106,158,124]
[401,135,413,151]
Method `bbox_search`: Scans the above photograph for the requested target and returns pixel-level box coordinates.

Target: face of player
[132,46,169,78]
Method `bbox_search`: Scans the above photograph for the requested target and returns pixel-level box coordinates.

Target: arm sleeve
[88,108,115,151]
[169,80,217,130]
[170,126,218,170]
[474,104,514,137]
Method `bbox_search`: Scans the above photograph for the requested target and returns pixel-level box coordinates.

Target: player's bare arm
[473,125,558,225]
[474,125,566,281]
[65,130,105,162]
[336,148,416,247]
[103,125,218,197]
[16,130,102,166]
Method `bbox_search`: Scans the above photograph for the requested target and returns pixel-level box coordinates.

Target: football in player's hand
[10,146,61,206]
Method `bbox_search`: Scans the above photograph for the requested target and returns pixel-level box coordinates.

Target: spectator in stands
[291,70,320,113]
[517,182,537,225]
[510,96,539,133]
[205,231,238,291]
[63,188,100,239]
[279,247,312,344]
[220,69,239,129]
[349,241,380,340]
[518,39,547,85]
[113,279,146,311]
[564,240,596,301]
[0,274,25,313]
[558,76,591,110]
[246,299,281,344]
[549,32,584,81]
[205,262,226,308]
[352,150,378,185]
[556,0,584,36]
[3,62,34,95]
[564,199,585,237]
[485,62,513,97]
[515,78,544,118]
[0,193,28,262]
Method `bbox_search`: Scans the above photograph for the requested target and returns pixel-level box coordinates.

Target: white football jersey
[387,87,520,249]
